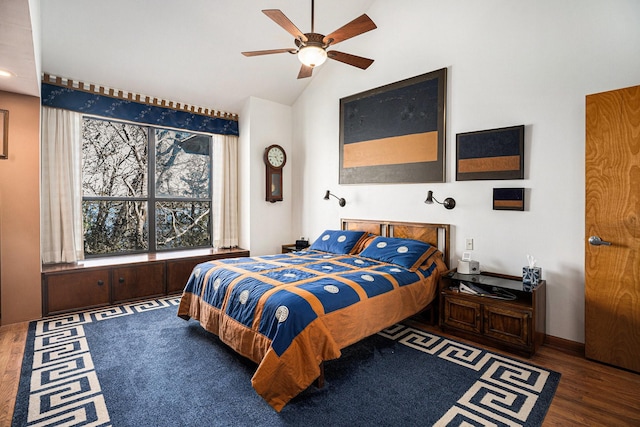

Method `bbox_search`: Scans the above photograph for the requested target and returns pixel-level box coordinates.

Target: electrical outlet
[465,238,474,250]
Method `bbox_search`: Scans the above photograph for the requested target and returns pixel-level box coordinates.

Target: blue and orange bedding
[178,232,447,411]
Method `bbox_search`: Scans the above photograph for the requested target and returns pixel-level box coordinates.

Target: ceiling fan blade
[263,9,308,42]
[242,48,297,57]
[323,14,377,45]
[327,51,374,70]
[297,65,314,79]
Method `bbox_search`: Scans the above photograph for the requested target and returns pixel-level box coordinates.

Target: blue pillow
[309,230,366,254]
[359,236,436,271]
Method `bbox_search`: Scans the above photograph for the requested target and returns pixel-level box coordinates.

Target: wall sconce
[424,190,456,210]
[324,190,346,207]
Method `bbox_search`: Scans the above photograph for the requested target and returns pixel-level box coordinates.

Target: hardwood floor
[1,319,639,426]
[0,321,28,427]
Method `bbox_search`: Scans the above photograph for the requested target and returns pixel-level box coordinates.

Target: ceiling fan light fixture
[298,45,327,67]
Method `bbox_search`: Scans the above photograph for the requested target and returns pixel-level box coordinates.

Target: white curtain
[41,107,84,263]
[212,134,239,248]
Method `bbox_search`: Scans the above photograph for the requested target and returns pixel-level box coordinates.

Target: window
[81,117,212,256]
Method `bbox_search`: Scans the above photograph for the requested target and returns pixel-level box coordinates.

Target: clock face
[267,146,285,168]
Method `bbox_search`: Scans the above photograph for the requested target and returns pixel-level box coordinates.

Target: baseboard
[544,334,585,357]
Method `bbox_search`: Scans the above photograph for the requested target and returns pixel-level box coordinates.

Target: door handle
[588,236,612,246]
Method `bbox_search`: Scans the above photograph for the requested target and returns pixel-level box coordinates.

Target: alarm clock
[458,252,480,274]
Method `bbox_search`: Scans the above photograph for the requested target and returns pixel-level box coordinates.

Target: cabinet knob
[97,280,104,286]
[119,277,125,283]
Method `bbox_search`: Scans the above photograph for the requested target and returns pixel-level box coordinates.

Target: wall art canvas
[493,187,525,211]
[339,68,447,184]
[456,125,524,181]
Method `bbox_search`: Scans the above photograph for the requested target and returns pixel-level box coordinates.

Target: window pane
[155,129,210,198]
[155,201,211,250]
[83,200,148,255]
[82,119,148,197]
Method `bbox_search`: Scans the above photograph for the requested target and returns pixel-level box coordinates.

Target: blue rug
[12,297,560,426]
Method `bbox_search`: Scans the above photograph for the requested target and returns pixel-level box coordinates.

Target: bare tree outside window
[82,118,212,256]
[155,129,211,250]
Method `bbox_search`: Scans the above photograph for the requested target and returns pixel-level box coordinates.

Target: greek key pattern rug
[16,297,181,427]
[14,298,558,426]
[379,324,555,426]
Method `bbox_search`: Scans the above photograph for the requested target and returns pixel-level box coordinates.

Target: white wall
[290,0,640,343]
[241,96,294,256]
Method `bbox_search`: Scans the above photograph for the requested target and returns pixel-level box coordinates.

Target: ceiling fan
[241,0,377,79]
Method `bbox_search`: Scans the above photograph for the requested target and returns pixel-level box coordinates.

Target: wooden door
[585,84,640,372]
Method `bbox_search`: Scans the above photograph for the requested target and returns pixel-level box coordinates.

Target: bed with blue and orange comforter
[178,230,447,411]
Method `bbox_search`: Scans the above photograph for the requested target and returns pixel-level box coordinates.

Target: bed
[177,218,450,411]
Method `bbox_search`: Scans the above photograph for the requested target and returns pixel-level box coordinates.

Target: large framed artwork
[339,68,447,184]
[456,125,525,181]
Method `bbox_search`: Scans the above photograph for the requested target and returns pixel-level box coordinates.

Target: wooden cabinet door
[166,257,209,294]
[483,304,530,347]
[585,85,640,372]
[442,296,481,334]
[112,263,165,303]
[45,269,110,314]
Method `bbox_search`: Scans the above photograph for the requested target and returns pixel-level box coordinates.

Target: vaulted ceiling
[1,0,376,115]
[0,0,39,97]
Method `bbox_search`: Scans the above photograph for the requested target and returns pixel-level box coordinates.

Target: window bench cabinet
[42,248,249,316]
[439,271,546,358]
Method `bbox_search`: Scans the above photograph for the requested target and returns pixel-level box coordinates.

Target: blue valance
[41,83,239,136]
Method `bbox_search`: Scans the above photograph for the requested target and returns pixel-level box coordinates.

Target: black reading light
[324,190,346,207]
[424,190,456,210]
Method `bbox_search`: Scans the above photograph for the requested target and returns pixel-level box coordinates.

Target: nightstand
[281,244,308,253]
[439,270,546,357]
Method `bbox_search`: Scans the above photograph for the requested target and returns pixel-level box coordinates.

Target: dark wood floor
[1,319,639,426]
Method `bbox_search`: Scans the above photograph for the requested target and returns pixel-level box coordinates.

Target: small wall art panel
[339,68,447,184]
[493,187,525,211]
[456,125,524,181]
[0,109,7,159]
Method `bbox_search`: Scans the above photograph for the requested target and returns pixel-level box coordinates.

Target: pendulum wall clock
[264,144,286,202]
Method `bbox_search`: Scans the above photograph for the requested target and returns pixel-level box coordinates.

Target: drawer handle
[97,280,104,286]
[119,277,125,283]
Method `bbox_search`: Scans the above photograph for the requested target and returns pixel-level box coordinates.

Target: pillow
[309,230,367,254]
[350,233,377,254]
[359,236,436,271]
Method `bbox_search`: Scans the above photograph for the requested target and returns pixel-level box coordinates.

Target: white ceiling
[0,0,39,97]
[1,0,376,115]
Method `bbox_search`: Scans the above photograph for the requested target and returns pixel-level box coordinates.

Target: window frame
[81,115,214,258]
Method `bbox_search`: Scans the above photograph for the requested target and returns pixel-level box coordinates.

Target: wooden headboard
[341,218,451,268]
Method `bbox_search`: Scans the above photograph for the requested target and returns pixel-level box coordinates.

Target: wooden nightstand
[439,271,546,357]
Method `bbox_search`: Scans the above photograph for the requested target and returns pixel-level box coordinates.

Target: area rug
[12,297,560,426]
